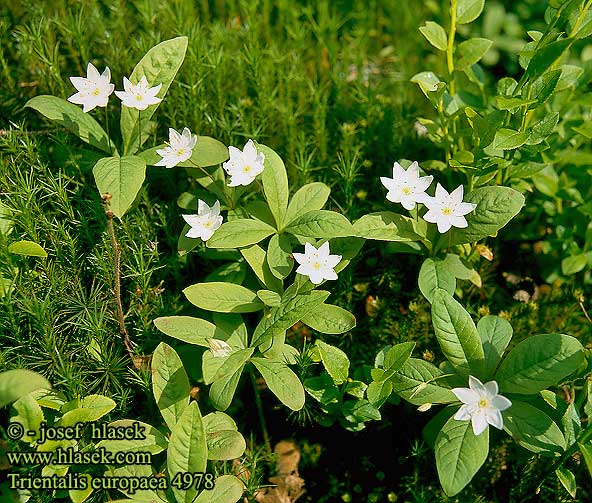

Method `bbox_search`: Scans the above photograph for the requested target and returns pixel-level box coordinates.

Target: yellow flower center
[243,165,251,173]
[204,221,212,228]
[478,399,488,408]
[442,207,452,216]
[402,187,411,195]
[313,262,321,270]
[177,149,185,156]
[136,94,143,101]
[93,88,100,96]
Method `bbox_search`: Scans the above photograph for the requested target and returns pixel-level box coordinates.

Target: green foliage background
[1,1,591,502]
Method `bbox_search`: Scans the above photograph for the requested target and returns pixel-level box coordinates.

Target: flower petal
[450,185,464,203]
[454,404,472,421]
[452,387,479,405]
[486,409,504,430]
[491,395,512,411]
[434,183,448,202]
[483,381,499,398]
[471,413,489,435]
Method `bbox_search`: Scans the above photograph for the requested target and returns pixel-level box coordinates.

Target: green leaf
[8,240,47,258]
[419,258,456,303]
[69,474,93,503]
[525,39,572,81]
[411,71,444,97]
[435,416,488,497]
[139,136,228,167]
[530,69,562,105]
[153,316,229,346]
[251,357,306,410]
[240,244,283,293]
[168,401,208,503]
[495,96,537,110]
[285,182,331,223]
[419,21,448,51]
[477,315,513,379]
[456,0,485,24]
[203,412,246,460]
[456,38,492,71]
[285,210,353,239]
[526,113,559,146]
[257,289,282,306]
[579,442,592,478]
[257,144,289,229]
[449,186,525,246]
[267,233,294,279]
[121,37,188,155]
[503,401,566,454]
[97,419,168,455]
[194,475,244,503]
[251,290,329,347]
[495,334,584,394]
[11,394,44,442]
[316,340,350,384]
[206,261,246,284]
[391,358,457,405]
[203,348,254,384]
[379,342,416,382]
[304,374,340,405]
[562,254,588,275]
[59,395,116,427]
[491,129,529,150]
[25,96,115,154]
[300,304,356,334]
[556,468,577,498]
[353,212,425,241]
[431,289,485,376]
[367,380,393,407]
[92,156,146,219]
[151,342,190,429]
[206,219,276,248]
[209,367,244,411]
[183,282,263,313]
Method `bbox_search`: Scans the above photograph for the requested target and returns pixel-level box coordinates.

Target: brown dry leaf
[254,440,305,503]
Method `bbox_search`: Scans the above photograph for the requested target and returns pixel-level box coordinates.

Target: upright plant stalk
[104,106,110,152]
[446,0,457,96]
[138,110,141,153]
[102,194,134,359]
[249,366,271,453]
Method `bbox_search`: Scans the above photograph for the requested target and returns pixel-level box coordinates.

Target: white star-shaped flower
[422,183,477,233]
[452,375,512,436]
[67,62,115,113]
[222,139,265,187]
[380,161,433,210]
[114,75,162,111]
[182,200,223,242]
[155,127,197,168]
[293,242,342,285]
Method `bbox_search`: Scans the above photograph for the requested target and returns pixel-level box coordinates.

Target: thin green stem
[138,110,141,153]
[104,106,110,153]
[249,366,271,453]
[187,159,229,205]
[446,0,457,96]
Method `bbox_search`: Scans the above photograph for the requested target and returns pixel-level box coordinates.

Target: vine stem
[101,194,134,360]
[249,366,271,454]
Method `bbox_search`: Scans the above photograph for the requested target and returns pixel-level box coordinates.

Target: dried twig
[101,193,135,359]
